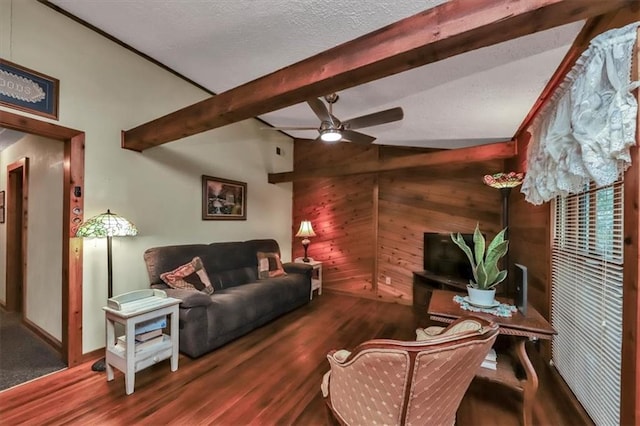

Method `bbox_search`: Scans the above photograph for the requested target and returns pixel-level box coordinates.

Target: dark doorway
[5,158,28,315]
[1,111,85,367]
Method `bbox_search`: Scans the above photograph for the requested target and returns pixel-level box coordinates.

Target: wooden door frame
[1,110,85,367]
[5,158,29,314]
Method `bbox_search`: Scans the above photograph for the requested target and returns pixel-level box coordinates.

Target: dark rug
[0,309,67,391]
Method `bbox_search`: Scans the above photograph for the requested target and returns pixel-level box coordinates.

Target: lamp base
[302,241,311,263]
[91,357,106,372]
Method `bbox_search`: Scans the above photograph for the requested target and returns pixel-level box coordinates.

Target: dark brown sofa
[144,239,312,358]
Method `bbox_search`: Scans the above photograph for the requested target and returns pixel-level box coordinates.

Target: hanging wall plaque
[0,58,59,120]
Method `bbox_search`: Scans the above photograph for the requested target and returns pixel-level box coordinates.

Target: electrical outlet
[385,277,391,285]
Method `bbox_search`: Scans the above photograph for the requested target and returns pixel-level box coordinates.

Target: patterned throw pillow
[160,257,214,294]
[257,251,287,279]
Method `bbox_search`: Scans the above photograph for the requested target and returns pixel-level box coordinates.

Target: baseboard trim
[22,317,62,356]
[81,348,104,365]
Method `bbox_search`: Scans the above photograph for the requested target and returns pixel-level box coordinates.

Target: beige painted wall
[0,0,294,353]
[0,134,64,340]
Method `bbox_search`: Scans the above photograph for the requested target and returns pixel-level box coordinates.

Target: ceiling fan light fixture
[320,128,342,142]
[264,95,402,145]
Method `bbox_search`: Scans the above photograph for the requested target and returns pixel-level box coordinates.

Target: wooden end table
[294,257,322,299]
[427,289,556,426]
[103,289,181,395]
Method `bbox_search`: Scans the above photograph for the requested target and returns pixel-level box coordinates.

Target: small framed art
[202,175,246,220]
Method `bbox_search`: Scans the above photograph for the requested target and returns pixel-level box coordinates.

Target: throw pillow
[160,257,214,294]
[257,251,287,279]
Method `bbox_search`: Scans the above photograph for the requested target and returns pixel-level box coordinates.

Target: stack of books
[117,316,167,351]
[481,348,497,370]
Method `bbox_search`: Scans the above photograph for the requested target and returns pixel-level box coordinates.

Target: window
[551,179,623,426]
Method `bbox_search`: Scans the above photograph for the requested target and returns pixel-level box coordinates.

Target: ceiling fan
[264,93,403,144]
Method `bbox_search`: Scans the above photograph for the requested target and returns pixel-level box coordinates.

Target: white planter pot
[467,286,496,306]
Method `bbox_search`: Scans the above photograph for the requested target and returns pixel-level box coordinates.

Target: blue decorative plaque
[0,58,59,120]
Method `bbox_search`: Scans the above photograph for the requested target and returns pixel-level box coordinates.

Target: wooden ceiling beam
[122,0,632,152]
[268,141,516,183]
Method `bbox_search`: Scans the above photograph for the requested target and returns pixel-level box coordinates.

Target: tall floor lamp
[75,209,138,371]
[295,220,316,262]
[483,172,524,297]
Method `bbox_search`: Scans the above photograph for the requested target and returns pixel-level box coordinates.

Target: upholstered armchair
[321,316,499,426]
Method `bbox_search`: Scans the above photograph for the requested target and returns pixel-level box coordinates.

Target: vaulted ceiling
[44,0,633,153]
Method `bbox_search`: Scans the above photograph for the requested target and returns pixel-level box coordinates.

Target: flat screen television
[423,232,475,282]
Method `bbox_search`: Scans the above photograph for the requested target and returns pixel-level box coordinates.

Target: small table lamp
[295,220,316,263]
[76,209,138,371]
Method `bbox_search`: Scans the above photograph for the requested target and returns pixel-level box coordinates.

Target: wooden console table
[427,289,556,426]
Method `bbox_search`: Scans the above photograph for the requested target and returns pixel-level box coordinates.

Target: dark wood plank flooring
[0,293,588,425]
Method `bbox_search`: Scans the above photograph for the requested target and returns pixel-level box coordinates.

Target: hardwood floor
[0,293,589,425]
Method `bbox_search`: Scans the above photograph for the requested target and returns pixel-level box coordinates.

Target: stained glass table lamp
[483,172,524,296]
[76,209,138,371]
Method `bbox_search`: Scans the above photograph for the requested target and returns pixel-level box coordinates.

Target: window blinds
[551,179,624,426]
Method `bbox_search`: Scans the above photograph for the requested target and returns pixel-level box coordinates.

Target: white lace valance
[521,22,640,205]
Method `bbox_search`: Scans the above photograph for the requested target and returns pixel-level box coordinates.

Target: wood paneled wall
[293,141,503,303]
[292,141,378,295]
[377,147,503,303]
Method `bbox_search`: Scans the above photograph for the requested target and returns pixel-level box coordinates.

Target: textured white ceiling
[48,0,585,149]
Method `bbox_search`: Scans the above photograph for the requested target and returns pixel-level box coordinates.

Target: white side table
[103,289,181,395]
[295,257,322,300]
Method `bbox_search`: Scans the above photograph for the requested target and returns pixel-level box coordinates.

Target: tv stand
[412,270,467,307]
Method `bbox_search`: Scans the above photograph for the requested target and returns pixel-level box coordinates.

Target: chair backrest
[324,316,498,426]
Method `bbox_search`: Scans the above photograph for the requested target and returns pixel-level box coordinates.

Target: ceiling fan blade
[261,126,318,131]
[307,98,333,124]
[342,107,403,130]
[341,130,376,145]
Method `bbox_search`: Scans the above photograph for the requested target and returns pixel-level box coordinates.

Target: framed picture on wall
[202,175,247,220]
[0,59,59,120]
[0,190,4,224]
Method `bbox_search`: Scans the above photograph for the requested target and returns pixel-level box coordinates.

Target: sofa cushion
[202,241,257,271]
[152,285,213,308]
[257,251,286,279]
[248,239,282,256]
[145,240,282,288]
[204,274,309,338]
[160,257,214,295]
[209,266,257,290]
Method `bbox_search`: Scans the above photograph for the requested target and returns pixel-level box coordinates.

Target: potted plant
[450,223,509,306]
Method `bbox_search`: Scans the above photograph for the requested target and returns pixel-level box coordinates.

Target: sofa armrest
[283,262,312,276]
